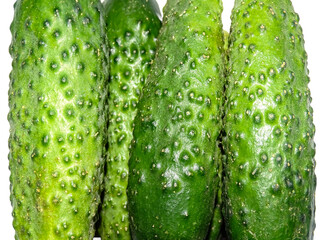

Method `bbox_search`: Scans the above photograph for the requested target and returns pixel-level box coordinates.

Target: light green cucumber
[8,0,108,238]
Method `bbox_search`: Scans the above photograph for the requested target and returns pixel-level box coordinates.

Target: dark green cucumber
[224,0,316,239]
[99,0,161,239]
[8,0,108,239]
[127,0,225,239]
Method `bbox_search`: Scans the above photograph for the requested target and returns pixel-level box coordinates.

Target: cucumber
[98,0,161,239]
[224,0,316,239]
[127,0,225,239]
[8,0,108,238]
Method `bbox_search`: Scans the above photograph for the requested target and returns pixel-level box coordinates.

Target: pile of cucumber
[8,0,315,239]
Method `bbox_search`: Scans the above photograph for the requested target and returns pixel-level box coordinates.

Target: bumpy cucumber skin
[8,0,108,239]
[224,0,316,239]
[127,0,225,239]
[99,0,161,239]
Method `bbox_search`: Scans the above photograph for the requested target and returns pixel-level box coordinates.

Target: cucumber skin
[224,0,316,239]
[8,0,108,239]
[99,0,161,239]
[127,0,225,239]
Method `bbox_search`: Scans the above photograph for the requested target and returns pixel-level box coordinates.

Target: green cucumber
[8,0,108,238]
[127,0,225,239]
[98,0,161,239]
[224,0,316,239]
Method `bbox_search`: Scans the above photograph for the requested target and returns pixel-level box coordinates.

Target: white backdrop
[0,0,319,239]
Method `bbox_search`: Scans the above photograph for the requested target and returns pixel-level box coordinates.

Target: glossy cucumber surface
[127,0,225,239]
[224,0,316,239]
[8,0,108,238]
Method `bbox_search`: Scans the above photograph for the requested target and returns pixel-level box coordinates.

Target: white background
[0,0,319,239]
